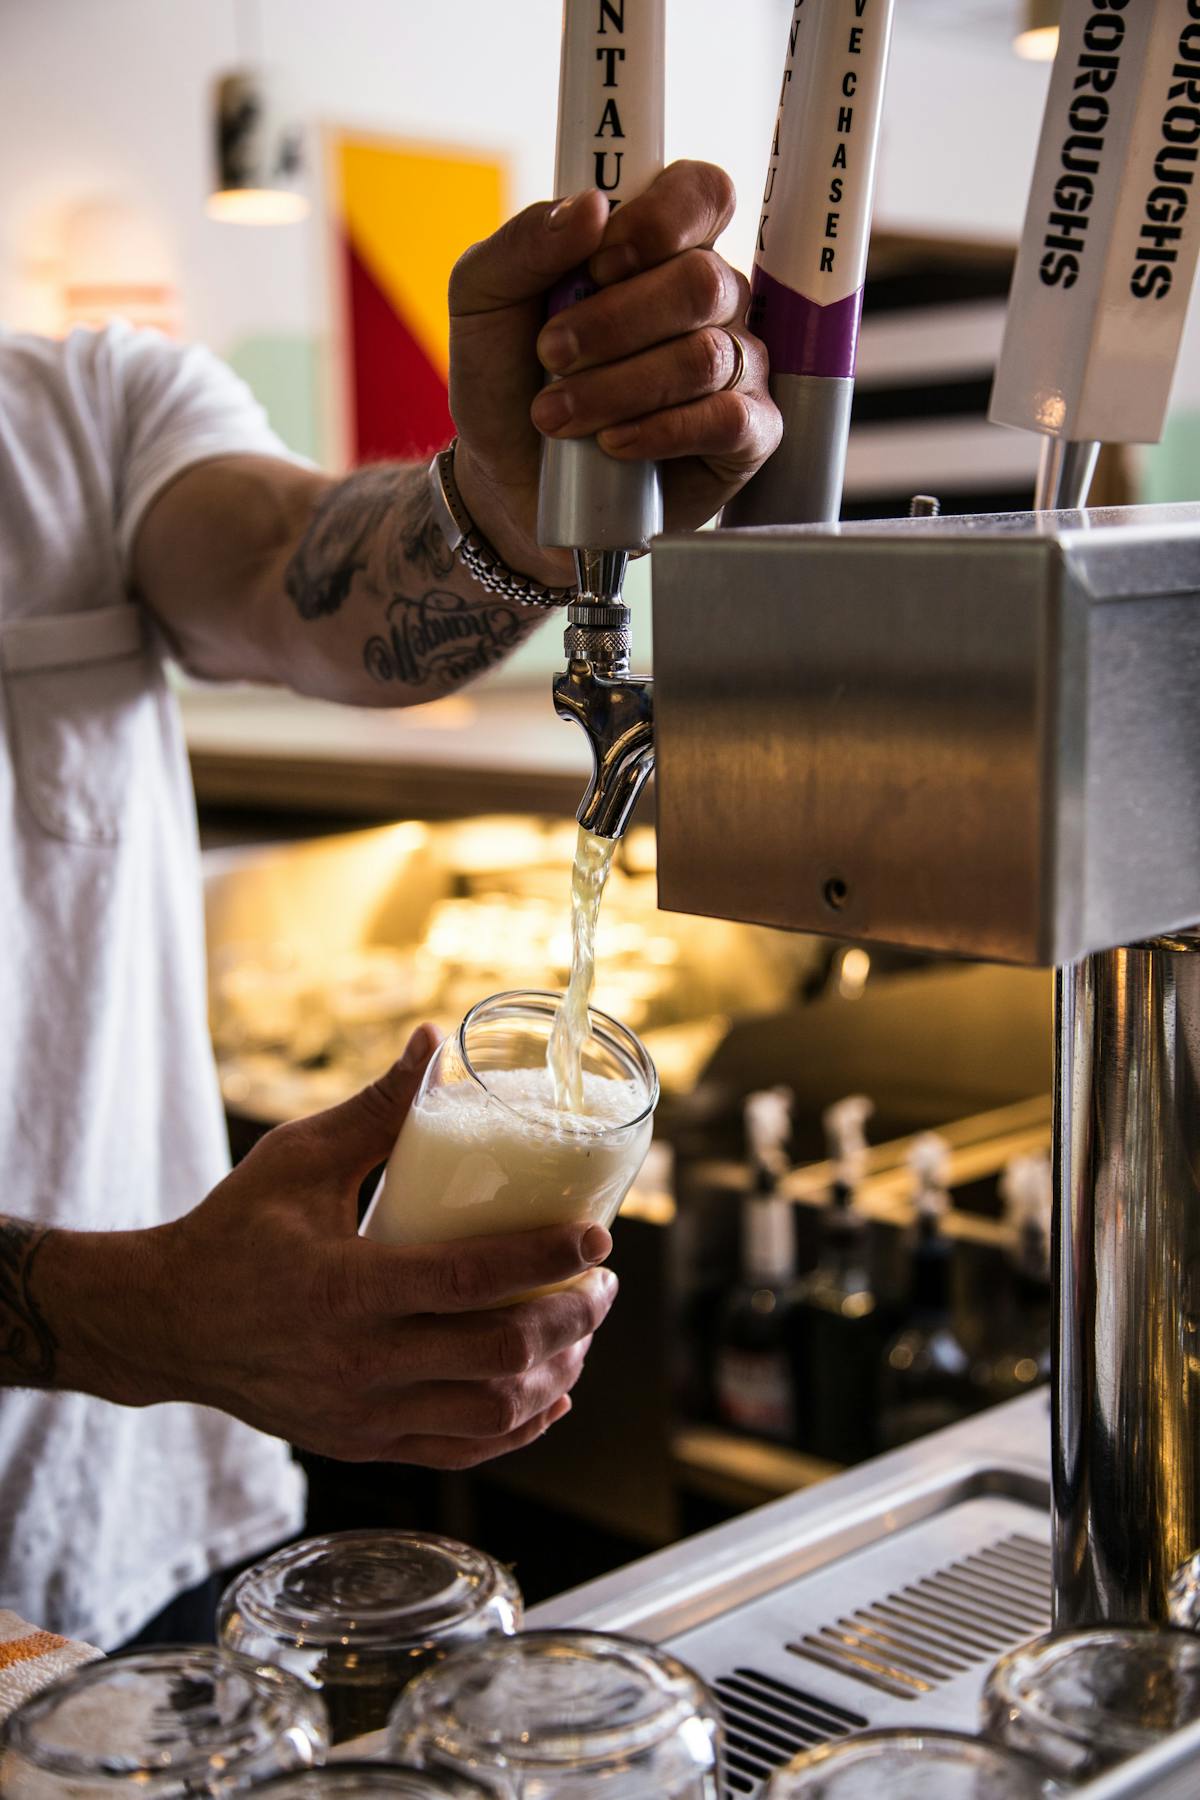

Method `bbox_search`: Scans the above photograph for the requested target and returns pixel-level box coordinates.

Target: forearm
[277,459,555,707]
[0,1215,173,1405]
[140,456,558,706]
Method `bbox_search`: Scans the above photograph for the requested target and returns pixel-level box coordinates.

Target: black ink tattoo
[0,1218,58,1386]
[364,591,521,689]
[284,463,453,619]
[284,460,533,695]
[285,467,397,619]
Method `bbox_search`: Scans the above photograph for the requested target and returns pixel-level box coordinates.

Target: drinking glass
[387,1628,721,1797]
[360,991,658,1249]
[762,1729,1057,1797]
[219,1532,520,1745]
[251,1766,488,1798]
[982,1626,1200,1782]
[0,1646,326,1798]
[1168,1548,1200,1630]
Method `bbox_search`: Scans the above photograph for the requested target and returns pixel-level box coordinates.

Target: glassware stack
[389,1629,722,1799]
[219,1532,522,1744]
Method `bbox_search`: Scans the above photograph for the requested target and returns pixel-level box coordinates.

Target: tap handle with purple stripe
[538,0,665,570]
[724,0,896,529]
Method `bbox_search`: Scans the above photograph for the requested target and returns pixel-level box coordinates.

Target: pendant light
[1015,0,1059,61]
[207,0,309,224]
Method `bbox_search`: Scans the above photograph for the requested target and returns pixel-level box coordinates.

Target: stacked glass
[981,1625,1200,1784]
[388,1629,721,1797]
[219,1532,520,1744]
[0,1646,326,1797]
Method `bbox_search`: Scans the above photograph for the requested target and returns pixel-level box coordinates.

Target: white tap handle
[538,0,665,558]
[724,0,897,528]
[991,0,1200,458]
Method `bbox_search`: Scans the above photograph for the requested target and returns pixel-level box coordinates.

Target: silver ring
[722,329,748,393]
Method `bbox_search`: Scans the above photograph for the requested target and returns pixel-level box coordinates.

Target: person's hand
[448,160,781,585]
[50,1028,617,1468]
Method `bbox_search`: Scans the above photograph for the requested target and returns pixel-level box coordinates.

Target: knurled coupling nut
[565,624,631,664]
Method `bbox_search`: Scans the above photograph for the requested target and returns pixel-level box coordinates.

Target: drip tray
[530,1402,1056,1800]
[665,1491,1050,1797]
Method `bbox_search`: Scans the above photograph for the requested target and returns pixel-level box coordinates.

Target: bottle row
[680,1091,1053,1466]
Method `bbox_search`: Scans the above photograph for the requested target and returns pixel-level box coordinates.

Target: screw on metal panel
[909,495,941,517]
[823,877,850,912]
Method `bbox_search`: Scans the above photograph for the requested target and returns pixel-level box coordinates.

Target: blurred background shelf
[182,679,592,823]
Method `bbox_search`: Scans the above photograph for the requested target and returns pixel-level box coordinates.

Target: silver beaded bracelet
[427,440,575,608]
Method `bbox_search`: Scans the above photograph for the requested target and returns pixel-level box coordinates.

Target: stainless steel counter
[530,1395,1200,1798]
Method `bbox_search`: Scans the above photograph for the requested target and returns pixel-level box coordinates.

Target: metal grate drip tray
[788,1530,1051,1701]
[666,1491,1051,1799]
[715,1668,866,1796]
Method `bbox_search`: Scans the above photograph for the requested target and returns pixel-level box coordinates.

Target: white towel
[0,1610,102,1723]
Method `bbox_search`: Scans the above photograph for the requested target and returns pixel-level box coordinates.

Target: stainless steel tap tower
[652,499,1200,1629]
[1056,936,1200,1623]
[646,0,1200,1630]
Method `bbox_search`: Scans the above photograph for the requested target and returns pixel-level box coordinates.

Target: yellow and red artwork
[332,133,507,464]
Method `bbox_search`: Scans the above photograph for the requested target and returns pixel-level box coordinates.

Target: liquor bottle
[713,1088,804,1446]
[977,1151,1054,1404]
[795,1095,885,1465]
[878,1133,976,1450]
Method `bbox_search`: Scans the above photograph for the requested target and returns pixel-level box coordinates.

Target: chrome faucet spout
[553,600,654,841]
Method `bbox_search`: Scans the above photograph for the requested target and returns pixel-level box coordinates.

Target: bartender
[0,164,778,1650]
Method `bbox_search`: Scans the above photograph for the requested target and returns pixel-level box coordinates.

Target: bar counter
[181,680,591,822]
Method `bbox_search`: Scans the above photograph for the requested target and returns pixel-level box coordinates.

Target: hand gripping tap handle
[722,0,897,530]
[990,0,1200,510]
[537,0,666,601]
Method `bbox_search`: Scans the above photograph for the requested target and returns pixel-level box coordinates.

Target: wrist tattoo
[0,1218,58,1387]
[286,462,530,692]
[364,592,521,689]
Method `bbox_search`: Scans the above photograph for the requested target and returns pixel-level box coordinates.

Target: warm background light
[1015,0,1059,62]
[205,188,310,225]
[1014,25,1058,60]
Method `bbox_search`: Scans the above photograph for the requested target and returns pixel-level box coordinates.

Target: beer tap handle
[991,0,1200,511]
[537,0,665,596]
[723,0,896,530]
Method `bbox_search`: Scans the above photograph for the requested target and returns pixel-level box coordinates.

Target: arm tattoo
[0,1218,58,1387]
[284,463,525,692]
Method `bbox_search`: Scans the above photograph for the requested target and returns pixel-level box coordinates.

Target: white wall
[0,0,1053,362]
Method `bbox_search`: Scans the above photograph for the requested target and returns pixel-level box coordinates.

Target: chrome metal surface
[720,375,854,529]
[785,1531,1051,1702]
[1036,437,1100,512]
[1054,942,1200,1627]
[651,503,1200,964]
[528,1396,1200,1795]
[538,434,663,555]
[573,547,631,607]
[553,603,653,840]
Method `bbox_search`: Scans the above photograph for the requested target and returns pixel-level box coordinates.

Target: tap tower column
[1056,942,1200,1624]
[990,0,1200,1625]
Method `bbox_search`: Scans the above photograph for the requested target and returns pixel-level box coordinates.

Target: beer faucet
[552,565,654,842]
[540,0,663,842]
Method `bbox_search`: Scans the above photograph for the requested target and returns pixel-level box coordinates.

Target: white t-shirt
[0,323,305,1648]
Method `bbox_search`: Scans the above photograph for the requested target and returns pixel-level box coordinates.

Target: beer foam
[420,1066,643,1141]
